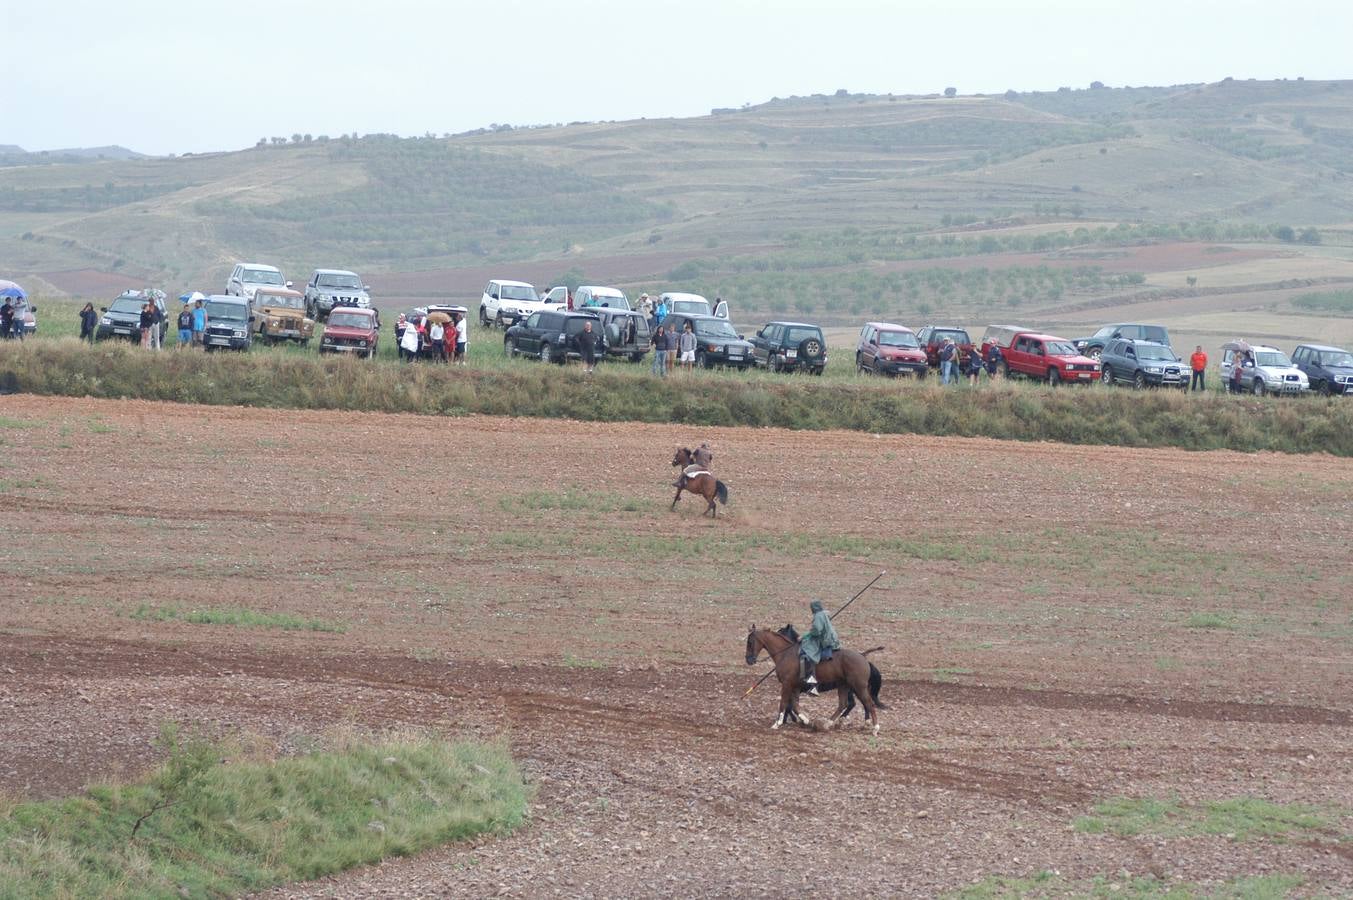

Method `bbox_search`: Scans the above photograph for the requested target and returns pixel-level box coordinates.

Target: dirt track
[1,396,1351,897]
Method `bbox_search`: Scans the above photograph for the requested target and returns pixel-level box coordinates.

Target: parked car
[96,290,166,343]
[5,296,36,336]
[226,263,290,302]
[659,292,729,319]
[978,324,1027,357]
[1292,344,1353,396]
[319,307,381,358]
[1074,323,1172,359]
[587,306,651,362]
[1000,331,1101,384]
[304,269,370,319]
[1220,343,1308,395]
[855,322,928,377]
[479,279,542,328]
[663,313,753,369]
[504,310,605,363]
[574,285,631,311]
[751,321,827,374]
[1099,339,1188,390]
[916,326,975,369]
[252,287,314,345]
[202,295,253,351]
[540,286,570,308]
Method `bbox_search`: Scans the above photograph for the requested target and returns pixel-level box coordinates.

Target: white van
[574,285,631,311]
[661,292,728,319]
[479,279,541,328]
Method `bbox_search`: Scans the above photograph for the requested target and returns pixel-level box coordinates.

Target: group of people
[397,312,469,364]
[0,299,28,340]
[934,338,1006,385]
[648,320,697,376]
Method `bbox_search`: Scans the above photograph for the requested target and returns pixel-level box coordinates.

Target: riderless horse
[745,625,885,734]
[671,447,728,517]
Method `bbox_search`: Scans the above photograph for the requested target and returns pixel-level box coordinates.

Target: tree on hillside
[944,87,957,98]
[1004,89,1018,100]
[1274,225,1296,242]
[291,133,303,144]
[1299,227,1322,245]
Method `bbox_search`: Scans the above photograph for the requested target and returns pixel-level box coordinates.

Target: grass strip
[5,339,1353,455]
[0,730,528,898]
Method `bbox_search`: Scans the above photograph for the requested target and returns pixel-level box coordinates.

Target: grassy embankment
[4,338,1353,455]
[0,729,527,898]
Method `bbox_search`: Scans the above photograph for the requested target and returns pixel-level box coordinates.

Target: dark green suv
[1099,338,1188,389]
[750,321,827,374]
[663,313,755,369]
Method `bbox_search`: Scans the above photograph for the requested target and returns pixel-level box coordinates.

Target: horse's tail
[715,480,728,505]
[868,662,887,710]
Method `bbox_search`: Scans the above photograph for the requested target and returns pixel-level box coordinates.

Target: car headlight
[100,316,111,325]
[1075,340,1087,349]
[233,329,245,338]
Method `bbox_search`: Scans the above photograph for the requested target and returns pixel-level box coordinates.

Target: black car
[96,291,167,343]
[751,321,827,374]
[1099,339,1188,389]
[504,310,605,364]
[662,313,755,369]
[588,307,651,362]
[1074,323,1172,359]
[1292,344,1353,396]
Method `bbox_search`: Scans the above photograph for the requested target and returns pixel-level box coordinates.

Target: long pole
[742,570,886,698]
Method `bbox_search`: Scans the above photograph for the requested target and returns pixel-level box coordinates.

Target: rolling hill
[3,78,1353,322]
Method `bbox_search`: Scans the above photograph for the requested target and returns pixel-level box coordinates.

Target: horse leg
[772,683,794,730]
[830,686,851,728]
[851,666,880,735]
[670,484,683,510]
[706,489,717,517]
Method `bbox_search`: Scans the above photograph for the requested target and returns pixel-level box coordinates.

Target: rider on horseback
[799,599,840,696]
[673,441,714,489]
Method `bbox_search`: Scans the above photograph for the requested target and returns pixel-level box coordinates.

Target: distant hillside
[0,145,145,166]
[2,79,1352,293]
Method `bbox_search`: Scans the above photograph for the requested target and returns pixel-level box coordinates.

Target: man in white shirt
[429,320,446,362]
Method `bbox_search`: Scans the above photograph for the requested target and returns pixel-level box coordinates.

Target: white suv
[1221,343,1309,395]
[227,263,290,302]
[479,279,543,328]
[574,285,631,311]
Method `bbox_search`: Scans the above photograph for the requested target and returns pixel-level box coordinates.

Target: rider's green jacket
[800,600,840,663]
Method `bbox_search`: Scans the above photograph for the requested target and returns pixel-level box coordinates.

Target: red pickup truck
[999,331,1101,385]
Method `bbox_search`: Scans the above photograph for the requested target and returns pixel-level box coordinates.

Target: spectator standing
[654,296,667,327]
[176,303,193,348]
[575,320,598,373]
[455,313,468,365]
[399,318,420,361]
[985,341,1004,379]
[429,318,446,362]
[79,303,98,342]
[965,347,984,383]
[1230,354,1244,394]
[0,300,12,340]
[149,301,164,350]
[650,325,667,377]
[138,302,154,348]
[678,321,697,371]
[664,322,678,371]
[938,338,957,385]
[639,293,654,327]
[1190,345,1208,392]
[191,299,206,347]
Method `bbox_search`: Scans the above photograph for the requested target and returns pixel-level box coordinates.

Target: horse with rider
[671,442,728,516]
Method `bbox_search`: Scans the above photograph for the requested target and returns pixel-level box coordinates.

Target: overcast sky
[4,0,1350,156]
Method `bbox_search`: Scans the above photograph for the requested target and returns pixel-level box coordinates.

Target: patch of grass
[953,872,1304,899]
[0,730,528,898]
[500,488,645,514]
[1292,289,1353,314]
[1073,796,1337,841]
[0,477,43,492]
[0,416,39,429]
[128,603,345,633]
[562,653,606,669]
[1184,611,1237,630]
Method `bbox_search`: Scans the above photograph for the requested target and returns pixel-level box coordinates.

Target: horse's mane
[777,623,800,643]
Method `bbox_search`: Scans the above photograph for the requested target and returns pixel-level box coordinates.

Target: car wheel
[1133,371,1147,390]
[1253,379,1265,396]
[1001,361,1012,379]
[1320,379,1333,397]
[541,343,553,364]
[1101,366,1113,386]
[479,306,489,326]
[1086,346,1102,361]
[812,366,824,376]
[1047,368,1061,386]
[697,351,710,369]
[631,352,643,363]
[771,356,782,373]
[505,338,514,357]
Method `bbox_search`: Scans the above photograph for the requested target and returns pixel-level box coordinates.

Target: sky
[3,0,1351,156]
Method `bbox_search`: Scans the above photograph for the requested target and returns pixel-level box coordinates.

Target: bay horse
[776,624,885,724]
[745,625,883,734]
[671,447,728,517]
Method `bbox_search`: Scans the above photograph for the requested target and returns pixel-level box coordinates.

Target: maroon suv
[916,325,975,368]
[319,307,381,358]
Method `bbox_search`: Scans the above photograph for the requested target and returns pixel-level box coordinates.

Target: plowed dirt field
[1,395,1350,897]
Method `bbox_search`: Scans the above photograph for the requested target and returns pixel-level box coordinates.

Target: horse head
[673,447,691,468]
[745,624,760,665]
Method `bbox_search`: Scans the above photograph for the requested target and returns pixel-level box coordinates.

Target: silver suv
[226,263,289,302]
[305,269,370,319]
[1221,343,1309,395]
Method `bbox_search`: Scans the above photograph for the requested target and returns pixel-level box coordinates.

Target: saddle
[682,467,711,478]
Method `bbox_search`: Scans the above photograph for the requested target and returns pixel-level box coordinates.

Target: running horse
[671,447,728,517]
[745,625,885,734]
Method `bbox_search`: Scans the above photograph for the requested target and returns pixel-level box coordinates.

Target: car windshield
[1319,351,1353,367]
[695,319,738,338]
[1135,345,1174,361]
[1255,351,1292,368]
[206,301,246,322]
[328,312,370,329]
[243,269,284,285]
[935,329,970,344]
[592,293,630,310]
[260,294,304,311]
[500,285,538,302]
[672,300,710,314]
[318,273,361,289]
[109,297,143,313]
[1142,326,1168,344]
[1045,341,1079,356]
[878,331,919,348]
[785,327,823,344]
[1093,325,1119,338]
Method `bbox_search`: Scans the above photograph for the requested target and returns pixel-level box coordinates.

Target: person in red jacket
[1190,346,1208,392]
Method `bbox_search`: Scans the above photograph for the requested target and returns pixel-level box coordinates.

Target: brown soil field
[2,396,1351,897]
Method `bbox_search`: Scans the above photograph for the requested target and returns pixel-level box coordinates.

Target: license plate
[208,337,229,345]
[786,350,797,359]
[728,353,742,359]
[114,328,130,335]
[1078,373,1090,379]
